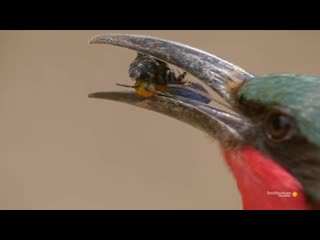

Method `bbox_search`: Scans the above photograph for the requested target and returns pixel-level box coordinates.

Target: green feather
[238,74,320,146]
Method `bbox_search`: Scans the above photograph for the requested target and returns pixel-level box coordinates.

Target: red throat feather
[221,146,309,210]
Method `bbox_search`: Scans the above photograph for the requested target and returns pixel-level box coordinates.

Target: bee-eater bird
[88,34,320,210]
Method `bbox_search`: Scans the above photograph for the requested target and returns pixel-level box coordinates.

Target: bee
[116,53,212,104]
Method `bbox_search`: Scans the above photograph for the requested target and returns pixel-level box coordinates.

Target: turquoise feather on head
[238,74,320,146]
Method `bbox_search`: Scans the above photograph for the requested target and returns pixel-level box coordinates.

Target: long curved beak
[88,34,254,148]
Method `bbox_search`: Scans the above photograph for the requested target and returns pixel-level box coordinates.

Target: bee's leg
[116,83,139,88]
[176,71,187,82]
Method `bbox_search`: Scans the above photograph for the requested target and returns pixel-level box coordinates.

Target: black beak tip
[88,35,109,45]
[88,36,98,44]
[88,92,100,98]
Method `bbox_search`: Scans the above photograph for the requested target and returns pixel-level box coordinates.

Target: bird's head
[88,34,320,210]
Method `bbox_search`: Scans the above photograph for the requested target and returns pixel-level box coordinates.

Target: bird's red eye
[266,112,293,141]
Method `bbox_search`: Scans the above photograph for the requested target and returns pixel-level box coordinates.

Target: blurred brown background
[1,30,320,209]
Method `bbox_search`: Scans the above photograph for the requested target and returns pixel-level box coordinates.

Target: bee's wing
[166,82,211,104]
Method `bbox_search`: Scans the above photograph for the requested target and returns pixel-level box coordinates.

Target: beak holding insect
[115,81,163,98]
[88,34,254,148]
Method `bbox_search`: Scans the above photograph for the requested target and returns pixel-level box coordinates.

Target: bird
[88,34,320,210]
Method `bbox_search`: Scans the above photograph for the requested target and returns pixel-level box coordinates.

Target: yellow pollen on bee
[134,80,166,98]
